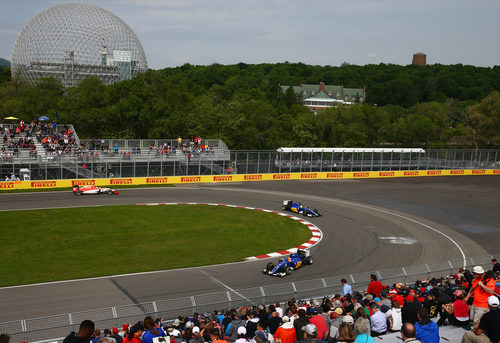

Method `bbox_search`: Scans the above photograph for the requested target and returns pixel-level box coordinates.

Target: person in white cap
[235,326,250,343]
[464,266,496,323]
[461,296,500,343]
[298,324,318,343]
[274,316,295,343]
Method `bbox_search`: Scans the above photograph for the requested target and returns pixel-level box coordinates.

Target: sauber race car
[263,249,313,277]
[282,200,321,218]
[72,184,119,195]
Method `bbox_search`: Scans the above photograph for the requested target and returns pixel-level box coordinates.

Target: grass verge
[0,204,311,286]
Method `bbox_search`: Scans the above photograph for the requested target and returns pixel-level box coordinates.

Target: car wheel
[304,256,313,265]
[302,210,308,216]
[107,189,112,195]
[76,190,81,195]
[285,266,292,275]
[266,262,275,271]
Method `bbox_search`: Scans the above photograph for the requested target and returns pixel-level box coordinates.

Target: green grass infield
[0,204,311,286]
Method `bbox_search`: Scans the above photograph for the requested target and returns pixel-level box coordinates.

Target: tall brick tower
[412,53,426,66]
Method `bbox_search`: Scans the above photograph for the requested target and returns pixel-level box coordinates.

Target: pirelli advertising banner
[1,169,499,190]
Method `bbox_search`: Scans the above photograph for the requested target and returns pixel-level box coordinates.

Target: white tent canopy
[277,147,425,153]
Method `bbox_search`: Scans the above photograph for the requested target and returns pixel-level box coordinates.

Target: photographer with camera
[464,266,496,323]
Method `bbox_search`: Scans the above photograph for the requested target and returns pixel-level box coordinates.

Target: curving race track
[0,175,499,322]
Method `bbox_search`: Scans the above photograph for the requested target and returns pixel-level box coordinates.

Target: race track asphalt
[0,175,498,322]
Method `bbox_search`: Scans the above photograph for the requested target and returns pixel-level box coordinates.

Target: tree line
[0,62,498,149]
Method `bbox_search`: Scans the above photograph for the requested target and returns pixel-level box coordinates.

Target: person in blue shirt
[341,279,353,297]
[415,308,439,343]
[141,316,166,343]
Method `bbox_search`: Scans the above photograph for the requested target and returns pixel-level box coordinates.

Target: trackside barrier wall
[0,169,499,190]
[2,254,499,343]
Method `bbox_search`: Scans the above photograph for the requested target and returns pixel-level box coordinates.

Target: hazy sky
[1,0,499,70]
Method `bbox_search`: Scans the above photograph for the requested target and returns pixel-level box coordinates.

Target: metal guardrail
[2,254,498,343]
[0,149,499,180]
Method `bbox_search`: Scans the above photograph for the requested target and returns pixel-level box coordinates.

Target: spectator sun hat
[192,327,200,334]
[282,316,290,323]
[237,326,247,335]
[473,266,485,274]
[333,307,343,315]
[171,329,181,337]
[488,296,499,307]
[342,315,354,325]
[301,324,317,336]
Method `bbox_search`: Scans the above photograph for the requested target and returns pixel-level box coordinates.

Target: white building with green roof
[281,82,365,111]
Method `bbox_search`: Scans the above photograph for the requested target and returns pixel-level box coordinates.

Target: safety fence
[2,254,498,343]
[0,149,499,181]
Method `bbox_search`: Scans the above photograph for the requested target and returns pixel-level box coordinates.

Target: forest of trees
[0,62,499,149]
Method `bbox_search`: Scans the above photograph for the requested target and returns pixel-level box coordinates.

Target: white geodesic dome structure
[11,2,148,87]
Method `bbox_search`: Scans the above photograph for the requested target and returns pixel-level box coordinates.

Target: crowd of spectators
[4,260,494,343]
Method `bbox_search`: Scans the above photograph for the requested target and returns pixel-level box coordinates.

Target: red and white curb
[136,202,323,261]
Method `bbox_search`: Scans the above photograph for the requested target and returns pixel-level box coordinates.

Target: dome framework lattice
[11,2,148,87]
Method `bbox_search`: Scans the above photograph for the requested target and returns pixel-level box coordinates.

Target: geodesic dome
[11,2,148,87]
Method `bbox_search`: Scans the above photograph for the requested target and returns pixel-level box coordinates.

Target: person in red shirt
[274,316,296,343]
[442,289,470,327]
[123,322,144,343]
[308,309,328,341]
[367,274,383,297]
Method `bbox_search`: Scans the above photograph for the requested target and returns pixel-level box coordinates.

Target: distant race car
[72,184,119,195]
[263,249,313,277]
[282,200,321,217]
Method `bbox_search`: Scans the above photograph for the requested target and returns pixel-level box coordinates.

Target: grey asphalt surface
[0,175,498,322]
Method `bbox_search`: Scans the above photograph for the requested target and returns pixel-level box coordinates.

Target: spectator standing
[227,312,245,342]
[235,327,250,343]
[415,308,439,343]
[246,311,259,338]
[274,316,295,343]
[293,309,309,342]
[341,279,353,297]
[309,308,328,342]
[367,275,383,297]
[461,296,500,343]
[465,266,496,323]
[492,259,500,274]
[142,316,166,343]
[190,327,204,343]
[369,304,386,337]
[63,320,95,343]
[103,329,116,343]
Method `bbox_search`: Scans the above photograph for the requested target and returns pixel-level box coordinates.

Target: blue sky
[1,0,499,69]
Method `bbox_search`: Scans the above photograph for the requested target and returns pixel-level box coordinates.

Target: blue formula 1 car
[282,200,321,218]
[263,249,313,277]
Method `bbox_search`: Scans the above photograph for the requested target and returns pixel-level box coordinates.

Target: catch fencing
[0,147,499,180]
[1,254,498,343]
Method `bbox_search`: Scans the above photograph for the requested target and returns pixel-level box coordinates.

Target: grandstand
[1,254,498,343]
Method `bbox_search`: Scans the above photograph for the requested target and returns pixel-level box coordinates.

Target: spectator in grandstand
[91,329,102,343]
[465,266,496,323]
[435,286,452,326]
[425,292,438,319]
[400,323,422,343]
[336,323,355,343]
[353,318,374,343]
[385,299,403,332]
[227,312,245,342]
[354,307,370,336]
[103,329,116,343]
[309,306,328,341]
[122,322,144,343]
[63,320,95,343]
[111,328,123,343]
[414,308,439,343]
[0,334,10,343]
[492,259,500,274]
[366,275,383,297]
[461,296,500,343]
[439,289,470,328]
[267,311,282,335]
[189,326,203,343]
[254,321,273,343]
[341,279,353,297]
[293,309,309,341]
[274,316,295,343]
[246,311,259,338]
[234,326,249,343]
[142,316,167,343]
[296,323,318,343]
[402,294,422,324]
[369,304,386,337]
